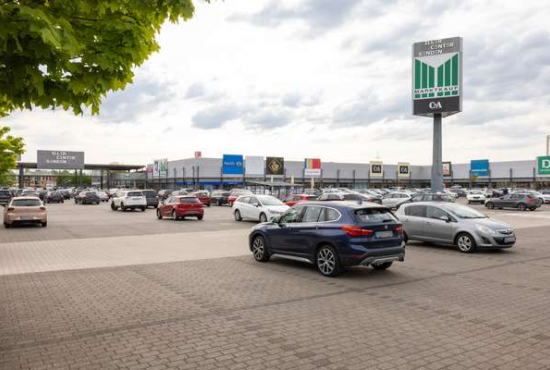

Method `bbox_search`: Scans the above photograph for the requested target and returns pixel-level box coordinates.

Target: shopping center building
[142,157,550,191]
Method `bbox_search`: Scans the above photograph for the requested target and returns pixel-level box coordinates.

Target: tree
[0,0,198,117]
[0,125,24,186]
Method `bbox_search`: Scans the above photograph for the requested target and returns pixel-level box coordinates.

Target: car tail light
[395,226,403,234]
[7,207,14,212]
[39,206,46,211]
[341,225,374,237]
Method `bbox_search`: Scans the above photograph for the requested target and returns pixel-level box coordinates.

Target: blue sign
[222,154,244,175]
[471,159,489,176]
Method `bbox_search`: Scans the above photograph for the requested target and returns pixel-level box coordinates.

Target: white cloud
[4,0,550,166]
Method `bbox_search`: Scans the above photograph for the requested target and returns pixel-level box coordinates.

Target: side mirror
[439,215,451,222]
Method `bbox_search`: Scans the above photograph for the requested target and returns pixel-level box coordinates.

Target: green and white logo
[537,156,550,175]
[413,53,459,100]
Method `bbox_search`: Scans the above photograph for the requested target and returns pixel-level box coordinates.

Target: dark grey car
[396,202,516,253]
[142,189,159,208]
[484,193,541,211]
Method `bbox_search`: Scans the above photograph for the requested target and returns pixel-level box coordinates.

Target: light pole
[546,134,549,156]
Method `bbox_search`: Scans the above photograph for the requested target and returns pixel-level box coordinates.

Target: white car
[111,190,147,212]
[444,189,458,199]
[97,191,109,202]
[467,190,486,204]
[233,195,289,223]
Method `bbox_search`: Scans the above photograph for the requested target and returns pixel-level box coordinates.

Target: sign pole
[431,113,444,192]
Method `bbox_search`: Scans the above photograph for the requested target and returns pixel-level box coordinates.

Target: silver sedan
[395,202,516,253]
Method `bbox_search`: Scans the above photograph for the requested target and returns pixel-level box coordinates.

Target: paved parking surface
[1,200,550,369]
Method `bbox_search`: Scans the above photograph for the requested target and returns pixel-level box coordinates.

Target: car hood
[264,205,289,212]
[465,217,512,230]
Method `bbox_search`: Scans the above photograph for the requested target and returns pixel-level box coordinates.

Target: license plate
[20,216,33,221]
[376,231,393,238]
[504,237,515,243]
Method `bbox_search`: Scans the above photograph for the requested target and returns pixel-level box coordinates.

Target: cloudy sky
[5,0,550,165]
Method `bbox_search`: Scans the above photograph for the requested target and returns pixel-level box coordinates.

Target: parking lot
[2,200,550,370]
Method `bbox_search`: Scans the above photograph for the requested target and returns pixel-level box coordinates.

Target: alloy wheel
[457,235,474,252]
[317,248,336,275]
[252,237,265,261]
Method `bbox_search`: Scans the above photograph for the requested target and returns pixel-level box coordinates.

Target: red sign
[194,151,202,158]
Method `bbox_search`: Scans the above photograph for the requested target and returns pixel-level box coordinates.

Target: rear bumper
[176,210,204,217]
[340,245,405,267]
[146,199,159,206]
[5,214,47,224]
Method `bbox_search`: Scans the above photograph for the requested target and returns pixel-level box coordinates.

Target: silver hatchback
[395,202,516,253]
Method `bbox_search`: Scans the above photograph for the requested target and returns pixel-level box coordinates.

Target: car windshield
[355,208,397,223]
[447,205,487,219]
[470,190,482,194]
[142,191,156,196]
[12,199,41,207]
[128,192,143,197]
[85,192,97,196]
[258,196,283,206]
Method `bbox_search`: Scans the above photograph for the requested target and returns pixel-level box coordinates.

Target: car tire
[4,223,11,228]
[111,202,118,211]
[234,209,242,221]
[251,235,270,262]
[207,203,211,207]
[486,202,494,209]
[172,210,178,221]
[259,213,267,223]
[156,209,162,219]
[403,232,408,244]
[529,208,536,211]
[372,261,393,270]
[518,203,527,211]
[121,203,126,212]
[41,222,47,227]
[316,245,342,277]
[141,207,146,212]
[456,233,477,253]
[197,215,203,220]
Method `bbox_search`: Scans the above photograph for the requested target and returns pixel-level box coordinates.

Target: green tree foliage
[55,170,91,187]
[0,125,24,185]
[0,0,198,117]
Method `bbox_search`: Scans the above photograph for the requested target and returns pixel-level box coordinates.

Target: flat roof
[17,162,144,171]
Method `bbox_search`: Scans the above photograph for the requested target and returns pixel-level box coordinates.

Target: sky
[5,0,550,165]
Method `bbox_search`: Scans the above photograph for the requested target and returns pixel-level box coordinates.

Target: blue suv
[248,201,405,277]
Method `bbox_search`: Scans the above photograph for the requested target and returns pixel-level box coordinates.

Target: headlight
[475,224,497,236]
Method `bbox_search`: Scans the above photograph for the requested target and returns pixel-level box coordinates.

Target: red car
[283,194,318,207]
[156,196,204,221]
[192,191,211,207]
[227,189,253,206]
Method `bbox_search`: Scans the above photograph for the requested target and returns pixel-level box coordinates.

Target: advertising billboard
[412,37,462,117]
[304,158,321,177]
[442,161,452,176]
[222,154,244,175]
[245,156,264,176]
[266,157,284,175]
[537,156,550,176]
[194,151,202,159]
[471,159,489,176]
[370,161,383,177]
[37,150,84,169]
[153,159,168,177]
[397,162,410,178]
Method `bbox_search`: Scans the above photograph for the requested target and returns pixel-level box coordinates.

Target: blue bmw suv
[248,201,405,277]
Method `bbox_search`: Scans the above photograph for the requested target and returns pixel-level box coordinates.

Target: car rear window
[180,197,200,204]
[343,194,362,201]
[128,192,143,197]
[86,192,97,196]
[355,208,396,222]
[142,191,156,197]
[12,199,41,207]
